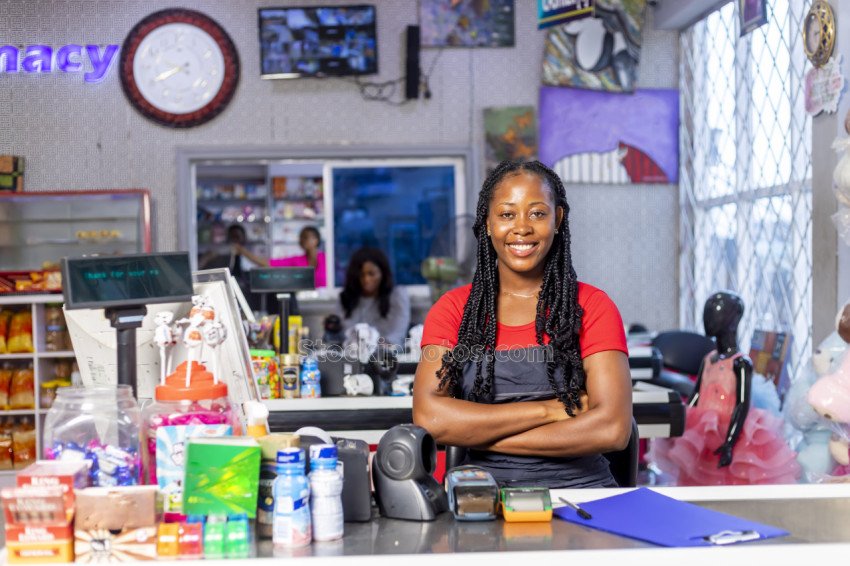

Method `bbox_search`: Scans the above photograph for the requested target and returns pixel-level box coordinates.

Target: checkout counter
[6,484,844,564]
[265,345,683,443]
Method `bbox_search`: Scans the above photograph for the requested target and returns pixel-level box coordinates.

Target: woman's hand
[541,392,589,421]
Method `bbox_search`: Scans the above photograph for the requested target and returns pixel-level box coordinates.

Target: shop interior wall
[0,0,679,332]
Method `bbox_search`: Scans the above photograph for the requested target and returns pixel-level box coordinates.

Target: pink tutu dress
[650,352,801,485]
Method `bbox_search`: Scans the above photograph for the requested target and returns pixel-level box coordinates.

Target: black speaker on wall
[405,25,420,99]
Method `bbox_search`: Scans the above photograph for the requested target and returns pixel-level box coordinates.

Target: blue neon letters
[0,44,119,82]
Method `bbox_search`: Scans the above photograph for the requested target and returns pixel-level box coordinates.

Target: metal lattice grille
[680,0,813,380]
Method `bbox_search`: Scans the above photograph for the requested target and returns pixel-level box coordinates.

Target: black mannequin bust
[688,291,754,468]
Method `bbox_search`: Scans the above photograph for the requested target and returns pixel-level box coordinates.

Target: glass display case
[0,190,151,271]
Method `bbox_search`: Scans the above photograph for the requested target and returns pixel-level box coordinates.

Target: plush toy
[805,303,850,480]
[784,362,837,480]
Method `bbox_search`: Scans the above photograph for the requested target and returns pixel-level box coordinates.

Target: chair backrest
[443,417,640,487]
[602,418,639,487]
[651,330,716,376]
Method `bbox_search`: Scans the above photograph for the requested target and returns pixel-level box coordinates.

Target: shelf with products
[0,294,79,471]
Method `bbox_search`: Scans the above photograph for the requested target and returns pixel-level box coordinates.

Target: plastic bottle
[272,448,311,548]
[300,357,322,399]
[308,444,343,541]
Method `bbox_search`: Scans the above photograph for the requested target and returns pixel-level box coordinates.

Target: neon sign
[0,44,119,83]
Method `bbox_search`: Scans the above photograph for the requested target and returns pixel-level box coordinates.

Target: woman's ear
[556,207,564,232]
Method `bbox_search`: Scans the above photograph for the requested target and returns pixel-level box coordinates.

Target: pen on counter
[558,497,592,520]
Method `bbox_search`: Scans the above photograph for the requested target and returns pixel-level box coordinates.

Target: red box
[17,461,89,513]
[5,524,73,564]
[1,486,68,526]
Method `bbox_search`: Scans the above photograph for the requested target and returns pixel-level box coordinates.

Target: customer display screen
[250,267,315,293]
[62,253,193,309]
[259,5,378,79]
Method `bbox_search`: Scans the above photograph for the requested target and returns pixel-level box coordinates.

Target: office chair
[444,417,640,488]
[649,330,716,398]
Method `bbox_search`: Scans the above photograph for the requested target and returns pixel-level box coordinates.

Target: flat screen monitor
[250,267,316,293]
[62,252,193,310]
[259,5,378,79]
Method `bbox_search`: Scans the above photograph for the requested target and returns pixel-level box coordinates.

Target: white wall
[0,0,679,331]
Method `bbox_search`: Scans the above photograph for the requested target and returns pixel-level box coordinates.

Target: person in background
[269,226,327,288]
[333,247,410,348]
[234,225,327,289]
[199,224,262,310]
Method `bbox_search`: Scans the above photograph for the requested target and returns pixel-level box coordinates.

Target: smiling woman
[412,159,632,489]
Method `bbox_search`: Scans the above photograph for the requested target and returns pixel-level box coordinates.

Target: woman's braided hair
[436,160,585,415]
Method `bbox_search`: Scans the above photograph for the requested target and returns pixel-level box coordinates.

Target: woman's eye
[500,212,514,219]
[530,211,547,218]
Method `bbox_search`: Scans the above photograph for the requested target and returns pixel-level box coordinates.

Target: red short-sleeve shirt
[420,282,628,357]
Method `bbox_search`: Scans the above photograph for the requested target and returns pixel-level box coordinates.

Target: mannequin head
[702,291,744,339]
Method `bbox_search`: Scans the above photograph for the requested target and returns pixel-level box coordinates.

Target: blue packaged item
[300,357,322,398]
[272,448,312,547]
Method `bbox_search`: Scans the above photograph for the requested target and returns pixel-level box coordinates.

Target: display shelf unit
[193,162,328,272]
[0,293,76,477]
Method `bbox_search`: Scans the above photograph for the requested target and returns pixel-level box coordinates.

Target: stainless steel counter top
[256,494,850,558]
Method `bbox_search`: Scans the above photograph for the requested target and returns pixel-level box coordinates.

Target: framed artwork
[538,87,679,184]
[484,106,537,174]
[420,0,515,47]
[542,0,646,92]
[739,0,768,36]
[0,156,24,192]
[748,329,792,403]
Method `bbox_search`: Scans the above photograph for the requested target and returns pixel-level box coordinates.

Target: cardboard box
[5,524,73,564]
[74,486,160,531]
[75,527,157,562]
[17,461,90,516]
[1,486,68,526]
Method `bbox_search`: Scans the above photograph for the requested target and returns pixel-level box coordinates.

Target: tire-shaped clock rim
[120,8,240,128]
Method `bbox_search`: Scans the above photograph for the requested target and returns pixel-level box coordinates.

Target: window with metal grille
[679,0,812,382]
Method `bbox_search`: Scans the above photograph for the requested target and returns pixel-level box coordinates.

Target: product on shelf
[12,417,36,469]
[0,422,12,470]
[251,349,280,400]
[7,311,33,353]
[0,309,11,353]
[43,385,143,487]
[0,364,12,407]
[9,366,35,409]
[2,485,74,564]
[44,305,69,352]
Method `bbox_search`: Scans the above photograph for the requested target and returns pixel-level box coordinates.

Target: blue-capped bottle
[300,357,322,398]
[309,444,344,541]
[272,448,311,547]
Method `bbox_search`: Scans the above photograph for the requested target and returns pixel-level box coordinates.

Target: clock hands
[154,62,190,82]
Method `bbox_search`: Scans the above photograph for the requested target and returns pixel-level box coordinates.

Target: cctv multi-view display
[259,5,378,79]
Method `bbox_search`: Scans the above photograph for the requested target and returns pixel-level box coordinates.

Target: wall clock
[120,9,240,128]
[803,0,835,68]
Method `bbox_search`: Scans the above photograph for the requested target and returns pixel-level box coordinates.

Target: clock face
[803,0,835,68]
[121,9,239,128]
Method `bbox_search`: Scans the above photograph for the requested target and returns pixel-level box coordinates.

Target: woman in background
[234,225,327,288]
[335,247,410,348]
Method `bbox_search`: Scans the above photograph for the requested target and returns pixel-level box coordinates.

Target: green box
[183,438,261,518]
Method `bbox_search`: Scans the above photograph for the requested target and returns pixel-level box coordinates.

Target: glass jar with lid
[43,385,142,486]
[142,360,236,515]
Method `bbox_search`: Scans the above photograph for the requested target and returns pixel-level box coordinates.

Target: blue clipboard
[553,488,789,547]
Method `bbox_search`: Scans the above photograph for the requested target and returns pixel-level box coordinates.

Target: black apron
[460,347,617,488]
